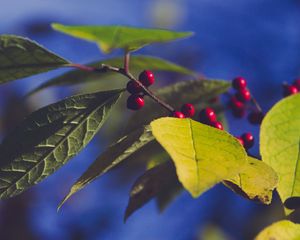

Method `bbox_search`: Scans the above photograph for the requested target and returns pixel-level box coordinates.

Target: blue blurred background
[1,0,299,239]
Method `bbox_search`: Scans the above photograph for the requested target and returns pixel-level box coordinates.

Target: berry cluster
[228,77,263,124]
[126,70,155,110]
[171,105,223,130]
[282,79,300,97]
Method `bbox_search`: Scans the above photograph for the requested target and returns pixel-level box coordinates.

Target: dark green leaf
[126,79,231,132]
[52,23,194,53]
[0,89,123,199]
[26,55,195,96]
[0,35,69,84]
[124,161,177,221]
[58,126,154,209]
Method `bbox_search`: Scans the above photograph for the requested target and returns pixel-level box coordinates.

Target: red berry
[181,103,195,118]
[171,111,185,118]
[139,70,155,87]
[126,80,143,94]
[248,111,264,125]
[229,96,245,118]
[199,107,217,123]
[209,121,223,130]
[127,95,144,110]
[232,77,247,90]
[283,85,298,97]
[241,132,254,149]
[235,89,251,102]
[236,136,244,146]
[293,79,300,90]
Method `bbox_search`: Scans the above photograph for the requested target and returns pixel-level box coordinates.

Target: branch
[69,62,175,113]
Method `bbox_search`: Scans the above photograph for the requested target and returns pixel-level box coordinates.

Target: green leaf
[26,55,196,96]
[124,161,177,221]
[260,94,300,205]
[0,89,123,199]
[255,220,300,240]
[58,126,154,209]
[0,35,69,84]
[156,171,182,212]
[224,156,278,204]
[150,117,247,198]
[126,79,231,132]
[52,23,194,53]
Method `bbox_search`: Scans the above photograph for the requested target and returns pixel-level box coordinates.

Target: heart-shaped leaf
[0,89,123,199]
[260,94,300,205]
[255,220,300,240]
[0,35,69,84]
[150,117,247,197]
[27,55,196,96]
[126,79,231,132]
[224,156,278,204]
[58,125,154,209]
[52,23,194,53]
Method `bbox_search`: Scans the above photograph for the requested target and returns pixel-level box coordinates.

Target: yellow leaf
[150,117,247,198]
[255,220,300,240]
[225,156,278,204]
[260,94,300,205]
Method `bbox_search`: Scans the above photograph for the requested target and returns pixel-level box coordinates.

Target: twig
[124,50,130,74]
[69,61,175,113]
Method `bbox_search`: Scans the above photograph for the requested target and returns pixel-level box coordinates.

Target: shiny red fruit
[232,77,247,90]
[293,79,300,90]
[171,111,185,118]
[248,111,264,125]
[139,70,155,87]
[127,95,144,110]
[209,121,223,130]
[241,132,254,149]
[126,80,143,94]
[199,107,217,123]
[181,103,195,118]
[235,89,251,102]
[283,85,298,97]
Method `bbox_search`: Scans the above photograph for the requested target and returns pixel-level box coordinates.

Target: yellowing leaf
[224,156,278,204]
[150,117,247,198]
[255,220,300,240]
[260,94,300,205]
[52,24,193,53]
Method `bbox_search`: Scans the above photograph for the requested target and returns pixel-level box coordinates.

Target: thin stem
[251,97,263,113]
[119,69,175,112]
[124,51,130,74]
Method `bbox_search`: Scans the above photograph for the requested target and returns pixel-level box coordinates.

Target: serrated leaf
[150,118,247,198]
[255,220,300,240]
[124,161,177,221]
[126,79,231,132]
[0,35,69,84]
[52,23,194,53]
[0,89,123,199]
[58,125,154,209]
[224,156,278,204]
[27,55,196,96]
[260,94,300,206]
